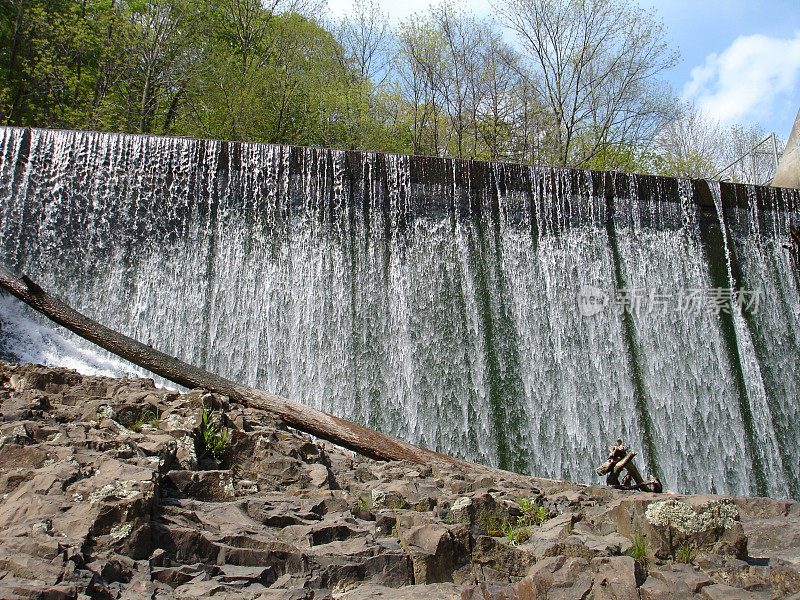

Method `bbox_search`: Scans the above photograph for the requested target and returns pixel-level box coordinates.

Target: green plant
[676,541,697,564]
[627,532,649,568]
[478,510,503,536]
[502,519,530,545]
[517,497,549,527]
[138,409,160,431]
[124,408,160,432]
[502,519,516,543]
[196,409,229,460]
[357,497,370,511]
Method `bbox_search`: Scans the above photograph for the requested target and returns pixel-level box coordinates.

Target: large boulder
[607,496,748,560]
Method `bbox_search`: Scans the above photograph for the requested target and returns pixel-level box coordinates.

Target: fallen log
[0,265,484,472]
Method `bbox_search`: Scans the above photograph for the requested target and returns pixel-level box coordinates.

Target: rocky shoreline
[0,361,798,599]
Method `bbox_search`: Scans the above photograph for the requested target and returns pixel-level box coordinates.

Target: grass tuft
[627,532,649,568]
[676,541,697,564]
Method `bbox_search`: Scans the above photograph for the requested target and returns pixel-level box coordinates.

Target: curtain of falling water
[615,179,764,497]
[1,127,800,498]
[719,183,800,499]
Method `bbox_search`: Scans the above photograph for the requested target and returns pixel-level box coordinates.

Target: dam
[1,126,799,499]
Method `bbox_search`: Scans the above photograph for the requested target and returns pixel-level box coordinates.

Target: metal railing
[713,132,781,186]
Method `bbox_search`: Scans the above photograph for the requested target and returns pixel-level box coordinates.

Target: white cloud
[682,32,800,126]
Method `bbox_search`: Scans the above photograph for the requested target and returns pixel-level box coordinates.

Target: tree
[332,0,404,151]
[397,4,525,159]
[334,0,393,86]
[718,124,783,185]
[649,103,723,178]
[396,14,447,155]
[0,0,115,128]
[648,104,786,183]
[494,0,678,167]
[476,28,526,161]
[108,0,205,134]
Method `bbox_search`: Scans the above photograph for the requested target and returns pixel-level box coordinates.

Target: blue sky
[326,0,800,141]
[658,0,800,139]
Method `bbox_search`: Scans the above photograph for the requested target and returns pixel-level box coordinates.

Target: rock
[371,486,407,510]
[449,498,474,525]
[470,536,536,579]
[400,523,456,584]
[334,582,463,599]
[589,556,646,600]
[515,556,593,600]
[1,362,800,600]
[306,464,333,489]
[164,470,236,501]
[649,563,712,594]
[608,496,749,560]
[640,576,694,600]
[700,583,779,600]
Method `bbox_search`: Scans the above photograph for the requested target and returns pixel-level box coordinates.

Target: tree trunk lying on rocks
[0,265,480,471]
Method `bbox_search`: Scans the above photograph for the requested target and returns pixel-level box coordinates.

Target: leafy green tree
[1,0,114,128]
[494,0,678,167]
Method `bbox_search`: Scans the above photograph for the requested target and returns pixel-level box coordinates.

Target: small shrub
[413,500,429,512]
[123,408,160,432]
[196,409,229,460]
[515,527,530,544]
[502,519,516,543]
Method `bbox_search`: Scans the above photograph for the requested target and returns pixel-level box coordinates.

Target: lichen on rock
[645,498,739,534]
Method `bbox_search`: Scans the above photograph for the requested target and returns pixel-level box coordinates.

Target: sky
[325,0,800,143]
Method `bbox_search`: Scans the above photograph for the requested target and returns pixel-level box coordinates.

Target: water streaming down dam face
[2,127,800,498]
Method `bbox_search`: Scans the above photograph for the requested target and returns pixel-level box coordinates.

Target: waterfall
[1,126,799,498]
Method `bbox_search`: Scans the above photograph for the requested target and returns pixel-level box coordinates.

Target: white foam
[0,292,141,379]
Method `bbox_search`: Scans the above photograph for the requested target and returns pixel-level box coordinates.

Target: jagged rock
[470,536,536,579]
[400,523,456,584]
[649,563,712,594]
[334,582,463,599]
[306,463,334,489]
[589,556,646,600]
[165,470,236,501]
[645,497,748,560]
[700,583,779,599]
[608,496,749,560]
[1,362,800,600]
[640,576,694,600]
[515,556,593,600]
[449,497,474,525]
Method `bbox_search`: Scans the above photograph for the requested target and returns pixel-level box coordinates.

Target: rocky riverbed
[0,361,799,599]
